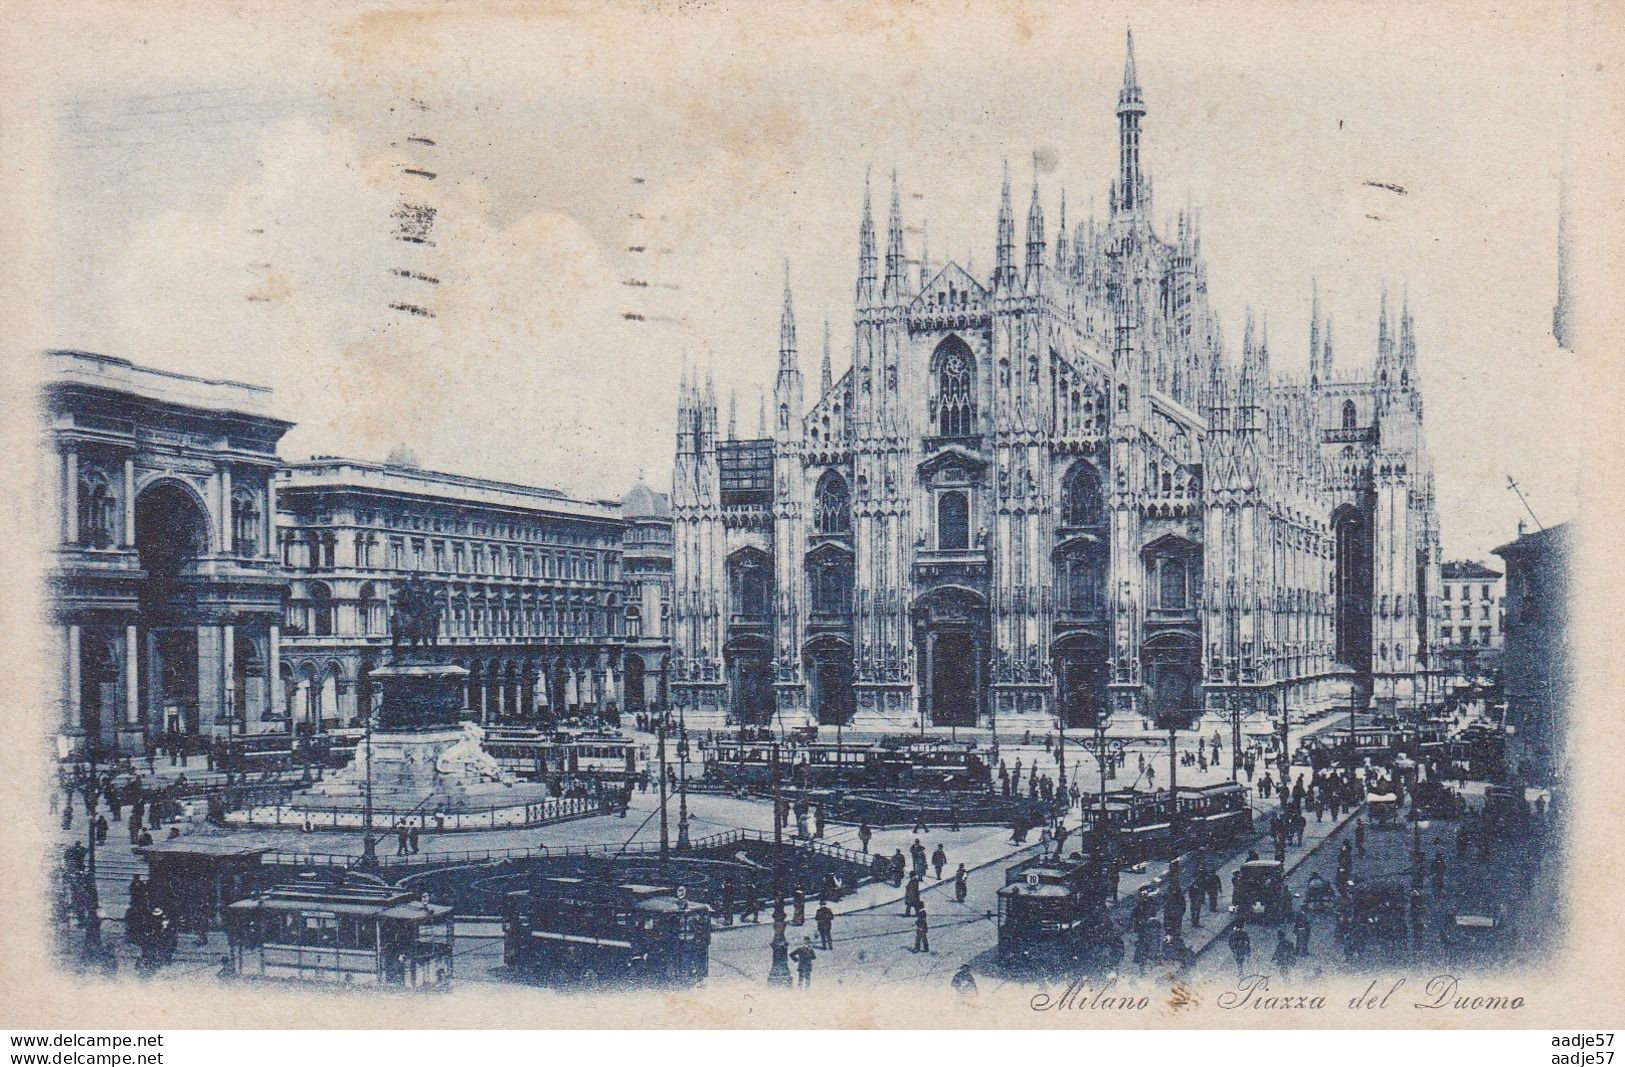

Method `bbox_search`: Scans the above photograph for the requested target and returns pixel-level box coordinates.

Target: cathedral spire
[1025,156,1046,285]
[995,159,1018,290]
[1322,314,1336,382]
[1308,279,1322,386]
[1114,28,1148,218]
[857,168,877,305]
[820,318,833,395]
[918,219,931,291]
[757,391,767,438]
[1055,187,1070,272]
[884,169,906,300]
[728,387,737,440]
[779,259,797,369]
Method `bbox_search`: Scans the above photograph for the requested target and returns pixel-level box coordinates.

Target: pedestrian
[1293,909,1312,956]
[1354,819,1366,855]
[1229,923,1252,976]
[409,827,421,854]
[790,937,816,988]
[1203,867,1221,912]
[396,823,409,857]
[1187,880,1204,928]
[903,876,923,917]
[932,844,947,880]
[953,864,968,904]
[913,907,930,953]
[793,887,806,926]
[1272,930,1296,977]
[910,838,928,880]
[814,802,826,839]
[858,821,872,854]
[913,810,929,834]
[951,964,977,996]
[94,814,108,846]
[815,903,834,949]
[891,849,906,887]
[741,886,761,924]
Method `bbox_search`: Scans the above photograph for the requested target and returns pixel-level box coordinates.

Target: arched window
[1342,399,1357,429]
[1058,546,1106,617]
[933,337,977,437]
[76,468,117,548]
[310,582,334,637]
[1061,462,1105,527]
[357,582,376,636]
[809,552,853,618]
[729,554,772,620]
[937,491,969,550]
[813,472,851,536]
[230,486,260,556]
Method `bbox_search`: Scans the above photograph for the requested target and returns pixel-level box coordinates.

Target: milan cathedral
[671,32,1442,734]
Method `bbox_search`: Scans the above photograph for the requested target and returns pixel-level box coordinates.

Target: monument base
[301,720,551,810]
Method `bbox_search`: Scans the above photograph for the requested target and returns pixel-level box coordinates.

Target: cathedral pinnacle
[884,170,907,300]
[820,319,833,395]
[779,260,797,367]
[995,159,1018,290]
[857,168,877,304]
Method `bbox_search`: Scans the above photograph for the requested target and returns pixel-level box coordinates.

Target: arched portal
[1333,503,1374,672]
[725,636,775,726]
[1141,632,1202,730]
[804,637,854,726]
[135,482,210,601]
[912,588,988,728]
[624,653,647,714]
[1053,632,1109,728]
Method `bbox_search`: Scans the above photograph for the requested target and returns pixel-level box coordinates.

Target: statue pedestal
[298,661,549,810]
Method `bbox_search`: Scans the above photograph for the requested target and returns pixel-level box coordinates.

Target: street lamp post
[359,704,377,868]
[767,739,791,987]
[676,710,691,851]
[657,714,670,863]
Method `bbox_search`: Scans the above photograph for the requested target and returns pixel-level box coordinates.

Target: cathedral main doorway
[806,640,854,726]
[726,638,775,726]
[1053,633,1109,728]
[912,588,988,729]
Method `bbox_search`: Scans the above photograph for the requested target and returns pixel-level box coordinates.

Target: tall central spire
[857,169,877,305]
[884,169,907,300]
[779,260,797,367]
[994,159,1018,290]
[1114,29,1149,218]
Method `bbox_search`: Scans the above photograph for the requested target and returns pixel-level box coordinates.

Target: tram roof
[228,884,451,921]
[509,878,712,914]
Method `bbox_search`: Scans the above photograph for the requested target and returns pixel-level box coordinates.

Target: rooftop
[1441,560,1502,580]
[280,455,622,523]
[45,349,287,425]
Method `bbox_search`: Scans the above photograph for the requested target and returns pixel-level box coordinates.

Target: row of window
[1441,603,1496,621]
[1444,583,1497,601]
[1440,626,1494,646]
[347,506,609,548]
[281,529,616,582]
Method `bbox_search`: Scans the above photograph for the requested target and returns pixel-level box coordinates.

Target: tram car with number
[1079,790,1177,866]
[996,854,1121,970]
[790,742,872,789]
[868,737,991,790]
[502,878,713,987]
[700,737,786,786]
[1177,783,1254,848]
[224,883,454,988]
[481,726,568,780]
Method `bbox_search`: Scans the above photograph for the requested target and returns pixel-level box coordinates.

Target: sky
[24,0,1591,563]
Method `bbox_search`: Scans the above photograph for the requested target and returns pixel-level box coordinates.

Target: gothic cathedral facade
[670,33,1443,734]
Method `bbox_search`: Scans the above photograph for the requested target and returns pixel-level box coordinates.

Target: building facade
[1492,522,1572,784]
[44,350,293,755]
[620,481,674,714]
[275,453,629,731]
[1439,559,1504,687]
[671,33,1443,734]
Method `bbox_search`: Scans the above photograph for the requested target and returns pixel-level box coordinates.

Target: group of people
[53,767,183,848]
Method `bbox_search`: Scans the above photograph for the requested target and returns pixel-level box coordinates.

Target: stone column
[222,623,237,727]
[264,475,278,561]
[64,447,78,545]
[66,624,81,731]
[218,466,233,554]
[125,624,140,726]
[123,456,136,548]
[268,625,283,723]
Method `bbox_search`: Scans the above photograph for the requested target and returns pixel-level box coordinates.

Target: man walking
[953,864,968,904]
[931,844,947,880]
[814,902,835,949]
[858,821,872,854]
[1229,923,1252,976]
[903,875,923,917]
[912,907,930,954]
[1187,878,1204,928]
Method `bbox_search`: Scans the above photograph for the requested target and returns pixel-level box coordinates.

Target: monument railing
[260,828,872,871]
[233,792,618,833]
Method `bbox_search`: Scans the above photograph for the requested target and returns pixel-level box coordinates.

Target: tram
[502,878,713,987]
[1079,790,1177,866]
[700,737,784,786]
[1297,722,1450,769]
[215,731,362,774]
[996,853,1121,969]
[560,732,642,786]
[481,726,567,780]
[224,883,455,988]
[868,737,991,790]
[1177,783,1254,848]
